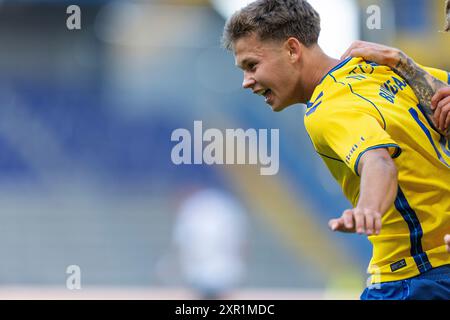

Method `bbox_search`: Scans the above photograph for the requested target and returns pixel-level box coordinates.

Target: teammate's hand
[340,40,401,69]
[328,208,382,236]
[431,86,450,132]
[445,234,450,253]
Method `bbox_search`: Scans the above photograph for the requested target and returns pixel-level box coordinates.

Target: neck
[298,45,341,102]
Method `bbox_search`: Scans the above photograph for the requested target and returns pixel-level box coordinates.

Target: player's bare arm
[328,148,398,236]
[445,234,450,253]
[341,41,450,135]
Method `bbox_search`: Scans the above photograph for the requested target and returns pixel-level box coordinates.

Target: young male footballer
[222,0,450,299]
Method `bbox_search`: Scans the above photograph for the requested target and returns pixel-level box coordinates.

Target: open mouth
[255,89,273,103]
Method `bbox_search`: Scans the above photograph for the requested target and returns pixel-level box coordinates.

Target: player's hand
[328,208,382,236]
[445,234,450,253]
[341,40,402,69]
[431,86,450,132]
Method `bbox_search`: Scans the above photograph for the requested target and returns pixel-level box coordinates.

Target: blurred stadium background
[0,0,448,299]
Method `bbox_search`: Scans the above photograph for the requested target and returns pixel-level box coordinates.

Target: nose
[242,73,255,89]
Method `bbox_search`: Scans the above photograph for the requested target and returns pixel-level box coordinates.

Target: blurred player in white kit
[173,187,248,299]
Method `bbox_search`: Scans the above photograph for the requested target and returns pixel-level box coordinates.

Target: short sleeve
[421,66,450,84]
[313,109,401,176]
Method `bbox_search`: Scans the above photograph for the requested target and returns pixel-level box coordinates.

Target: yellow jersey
[304,57,450,283]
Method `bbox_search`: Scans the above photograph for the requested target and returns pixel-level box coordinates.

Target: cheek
[273,63,294,88]
[274,73,294,95]
[286,69,300,91]
[261,61,292,93]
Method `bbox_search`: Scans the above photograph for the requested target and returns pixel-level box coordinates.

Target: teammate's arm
[328,148,398,236]
[341,41,450,135]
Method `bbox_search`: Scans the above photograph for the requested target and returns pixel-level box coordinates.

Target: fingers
[341,40,364,60]
[341,40,402,68]
[328,216,355,233]
[343,209,354,229]
[431,86,450,132]
[347,48,376,62]
[341,40,376,60]
[365,210,382,236]
[353,209,365,234]
[374,212,382,235]
[445,113,450,133]
[340,48,352,60]
[353,208,381,235]
[329,208,382,236]
[434,99,442,128]
[328,217,344,231]
[364,211,374,235]
[435,96,450,131]
[329,209,354,232]
[431,87,450,110]
[345,46,389,67]
[445,234,450,253]
[342,43,373,61]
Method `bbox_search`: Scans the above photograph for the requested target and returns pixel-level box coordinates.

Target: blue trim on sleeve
[317,151,344,163]
[447,72,450,85]
[353,144,402,176]
[394,186,432,274]
[409,108,450,167]
[392,147,402,158]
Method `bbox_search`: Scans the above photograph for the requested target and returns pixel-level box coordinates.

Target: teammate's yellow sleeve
[311,109,401,176]
[421,65,450,84]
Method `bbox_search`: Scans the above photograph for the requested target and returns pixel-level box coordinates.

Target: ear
[284,37,302,62]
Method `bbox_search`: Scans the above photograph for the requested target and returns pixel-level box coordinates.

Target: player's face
[234,33,301,111]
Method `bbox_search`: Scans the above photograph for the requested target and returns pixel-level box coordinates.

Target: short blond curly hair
[221,0,321,50]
